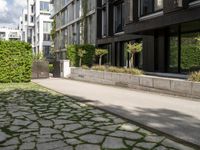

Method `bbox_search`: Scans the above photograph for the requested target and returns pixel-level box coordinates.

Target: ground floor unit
[97,20,200,74]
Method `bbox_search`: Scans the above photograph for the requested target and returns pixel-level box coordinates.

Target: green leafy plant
[126,42,142,68]
[90,65,143,75]
[91,65,107,71]
[78,48,86,67]
[33,52,44,61]
[188,71,200,82]
[0,41,33,83]
[82,65,89,70]
[66,44,95,67]
[49,64,54,73]
[95,48,108,66]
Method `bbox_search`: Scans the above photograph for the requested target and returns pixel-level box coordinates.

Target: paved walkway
[0,83,195,150]
[33,78,200,148]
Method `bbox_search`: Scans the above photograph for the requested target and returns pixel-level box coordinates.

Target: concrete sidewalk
[33,78,200,147]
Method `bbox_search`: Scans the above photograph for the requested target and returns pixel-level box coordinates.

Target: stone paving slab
[0,83,196,150]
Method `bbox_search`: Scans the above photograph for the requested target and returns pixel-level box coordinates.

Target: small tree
[126,42,142,68]
[78,48,86,67]
[95,48,108,66]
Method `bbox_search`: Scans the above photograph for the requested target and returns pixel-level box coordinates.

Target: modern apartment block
[50,0,97,60]
[97,0,200,74]
[19,0,53,59]
[0,27,21,41]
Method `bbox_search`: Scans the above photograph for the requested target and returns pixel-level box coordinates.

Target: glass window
[181,32,200,73]
[43,22,52,33]
[140,0,163,16]
[114,2,125,33]
[40,1,49,11]
[168,31,200,73]
[169,36,179,73]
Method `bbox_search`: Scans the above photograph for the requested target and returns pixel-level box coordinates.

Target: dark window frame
[139,0,163,17]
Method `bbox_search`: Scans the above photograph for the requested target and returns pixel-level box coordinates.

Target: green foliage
[126,42,142,68]
[51,19,56,41]
[81,0,88,43]
[82,65,89,70]
[49,64,54,73]
[33,52,44,61]
[66,44,95,67]
[91,65,143,75]
[91,65,107,71]
[0,41,33,83]
[188,71,200,82]
[95,48,108,65]
[78,48,87,67]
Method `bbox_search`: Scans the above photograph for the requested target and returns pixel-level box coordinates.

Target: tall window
[114,2,125,33]
[43,22,51,33]
[40,1,49,11]
[140,0,163,17]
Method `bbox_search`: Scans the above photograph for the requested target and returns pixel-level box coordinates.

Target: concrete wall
[70,68,200,99]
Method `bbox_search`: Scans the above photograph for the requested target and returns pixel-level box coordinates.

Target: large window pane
[40,2,49,11]
[169,36,179,73]
[114,2,125,33]
[140,0,163,16]
[181,33,200,72]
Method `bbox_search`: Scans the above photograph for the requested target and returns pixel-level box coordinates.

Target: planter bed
[70,68,200,99]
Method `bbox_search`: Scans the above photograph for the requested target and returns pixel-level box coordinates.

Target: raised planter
[70,68,200,99]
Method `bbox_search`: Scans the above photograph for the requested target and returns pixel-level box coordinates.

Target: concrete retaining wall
[70,68,200,99]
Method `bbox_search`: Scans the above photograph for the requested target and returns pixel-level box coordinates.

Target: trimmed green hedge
[0,41,33,83]
[66,44,95,67]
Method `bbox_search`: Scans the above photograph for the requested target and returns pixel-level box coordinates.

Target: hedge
[66,44,95,67]
[0,41,33,83]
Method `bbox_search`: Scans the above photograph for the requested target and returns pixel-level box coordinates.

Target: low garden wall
[70,68,200,99]
[32,61,49,79]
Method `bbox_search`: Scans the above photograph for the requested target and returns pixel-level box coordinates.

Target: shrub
[188,71,200,82]
[107,67,125,73]
[82,65,89,70]
[0,41,33,83]
[49,64,54,73]
[66,44,95,67]
[124,68,144,75]
[91,65,107,71]
[90,65,143,75]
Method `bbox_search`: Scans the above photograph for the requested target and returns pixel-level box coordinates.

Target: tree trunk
[99,56,102,66]
[79,58,82,67]
[132,53,134,68]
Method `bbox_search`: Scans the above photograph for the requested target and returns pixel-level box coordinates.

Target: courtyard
[0,83,195,150]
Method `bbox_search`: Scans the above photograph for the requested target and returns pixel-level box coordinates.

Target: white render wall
[0,27,20,41]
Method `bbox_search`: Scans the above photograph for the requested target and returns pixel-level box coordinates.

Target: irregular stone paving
[0,83,196,150]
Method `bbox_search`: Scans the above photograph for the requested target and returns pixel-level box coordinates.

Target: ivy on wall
[0,41,33,83]
[81,0,88,44]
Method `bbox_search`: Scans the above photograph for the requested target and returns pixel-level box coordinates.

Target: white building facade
[19,0,53,59]
[0,27,21,41]
[50,0,97,60]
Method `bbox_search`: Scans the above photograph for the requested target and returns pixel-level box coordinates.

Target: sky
[0,0,27,28]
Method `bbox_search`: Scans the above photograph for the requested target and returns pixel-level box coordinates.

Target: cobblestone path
[0,83,195,150]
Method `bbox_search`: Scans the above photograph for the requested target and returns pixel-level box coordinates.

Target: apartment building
[50,0,97,60]
[0,27,20,41]
[19,0,52,59]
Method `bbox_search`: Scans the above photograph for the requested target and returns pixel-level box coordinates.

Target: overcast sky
[0,0,27,28]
